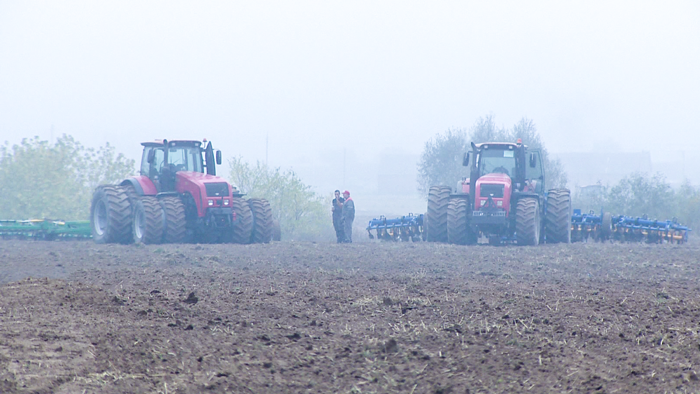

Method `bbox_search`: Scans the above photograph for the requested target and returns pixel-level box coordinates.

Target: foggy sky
[1,1,699,192]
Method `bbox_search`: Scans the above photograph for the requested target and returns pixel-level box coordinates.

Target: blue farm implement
[571,209,690,244]
[0,219,92,240]
[367,214,425,242]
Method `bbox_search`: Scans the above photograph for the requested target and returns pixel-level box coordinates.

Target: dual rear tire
[91,186,133,244]
[427,186,451,242]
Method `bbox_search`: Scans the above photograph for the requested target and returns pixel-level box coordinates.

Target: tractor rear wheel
[230,198,253,244]
[160,196,186,243]
[427,186,451,242]
[447,198,469,245]
[516,198,540,246]
[249,198,273,244]
[132,196,164,244]
[91,186,132,244]
[545,189,571,243]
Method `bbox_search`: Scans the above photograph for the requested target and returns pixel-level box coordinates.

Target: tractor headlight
[208,200,214,206]
[497,200,503,207]
[223,199,230,206]
[480,200,486,206]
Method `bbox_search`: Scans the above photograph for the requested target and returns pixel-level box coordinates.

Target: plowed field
[1,239,699,393]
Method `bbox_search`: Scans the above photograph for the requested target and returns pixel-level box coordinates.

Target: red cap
[343,190,350,195]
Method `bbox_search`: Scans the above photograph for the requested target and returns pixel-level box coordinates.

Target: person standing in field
[342,190,355,243]
[331,190,345,243]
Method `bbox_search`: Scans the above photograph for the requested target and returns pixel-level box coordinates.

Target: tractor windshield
[140,145,204,176]
[166,146,204,173]
[478,148,516,177]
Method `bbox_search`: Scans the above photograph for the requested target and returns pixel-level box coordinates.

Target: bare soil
[1,239,700,393]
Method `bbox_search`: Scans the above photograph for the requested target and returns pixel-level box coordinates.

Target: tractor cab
[465,140,544,194]
[140,139,221,193]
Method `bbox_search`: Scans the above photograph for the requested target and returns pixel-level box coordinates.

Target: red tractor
[427,140,571,245]
[90,139,275,244]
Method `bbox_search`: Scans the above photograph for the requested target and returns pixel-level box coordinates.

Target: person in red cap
[342,190,355,243]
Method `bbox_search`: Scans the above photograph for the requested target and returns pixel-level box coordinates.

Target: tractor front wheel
[133,196,164,244]
[91,186,132,244]
[516,198,540,246]
[160,196,186,243]
[447,198,469,245]
[230,198,253,244]
[249,198,273,244]
[545,189,571,244]
[427,186,451,242]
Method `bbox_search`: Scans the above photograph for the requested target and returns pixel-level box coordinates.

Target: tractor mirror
[147,149,155,164]
[529,153,537,168]
[216,150,222,165]
[462,152,470,167]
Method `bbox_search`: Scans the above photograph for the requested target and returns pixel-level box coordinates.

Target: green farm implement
[0,219,92,240]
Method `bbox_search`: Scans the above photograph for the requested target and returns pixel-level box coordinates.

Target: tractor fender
[120,176,158,196]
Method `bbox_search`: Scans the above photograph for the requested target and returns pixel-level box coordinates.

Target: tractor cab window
[140,146,165,178]
[166,146,203,173]
[140,147,166,178]
[479,149,516,178]
[526,150,545,193]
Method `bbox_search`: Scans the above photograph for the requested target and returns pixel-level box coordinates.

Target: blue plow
[572,209,691,244]
[366,214,425,242]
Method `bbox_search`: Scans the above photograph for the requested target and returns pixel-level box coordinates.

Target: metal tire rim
[94,200,107,236]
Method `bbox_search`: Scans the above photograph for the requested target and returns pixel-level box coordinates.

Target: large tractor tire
[230,197,253,244]
[272,219,282,241]
[160,196,186,243]
[248,198,273,244]
[91,186,133,244]
[515,198,540,246]
[447,198,470,245]
[427,186,451,242]
[132,196,164,245]
[545,189,572,244]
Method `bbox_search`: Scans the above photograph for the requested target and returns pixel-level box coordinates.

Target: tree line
[573,173,700,230]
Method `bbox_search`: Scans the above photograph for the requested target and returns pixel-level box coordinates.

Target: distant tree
[417,115,567,195]
[228,157,333,241]
[605,172,675,220]
[0,135,135,220]
[505,118,567,189]
[416,129,469,195]
[676,180,700,230]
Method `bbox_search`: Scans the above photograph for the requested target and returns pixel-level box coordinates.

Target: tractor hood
[474,173,512,214]
[175,172,233,217]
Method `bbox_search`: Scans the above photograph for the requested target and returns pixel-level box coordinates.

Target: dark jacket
[332,197,345,221]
